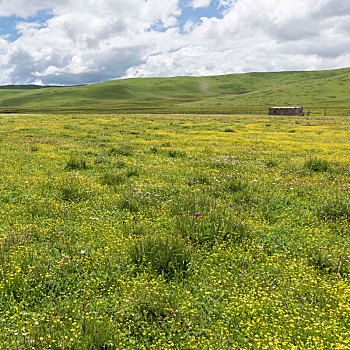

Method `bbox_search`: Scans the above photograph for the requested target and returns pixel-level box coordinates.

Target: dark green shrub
[129,234,191,279]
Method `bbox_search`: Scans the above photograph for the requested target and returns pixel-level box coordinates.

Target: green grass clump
[223,128,237,133]
[188,173,211,186]
[107,144,133,157]
[225,178,248,193]
[175,208,248,246]
[125,167,139,178]
[149,146,158,154]
[168,149,185,158]
[129,234,191,279]
[127,282,178,323]
[264,158,278,167]
[57,177,90,201]
[117,190,150,212]
[303,157,330,172]
[318,199,350,222]
[308,248,349,275]
[100,172,125,186]
[65,157,87,170]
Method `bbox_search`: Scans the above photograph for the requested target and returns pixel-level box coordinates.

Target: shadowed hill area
[0,67,350,115]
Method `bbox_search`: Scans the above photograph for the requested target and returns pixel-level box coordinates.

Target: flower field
[0,113,349,349]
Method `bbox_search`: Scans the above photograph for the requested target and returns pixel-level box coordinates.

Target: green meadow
[0,112,349,349]
[0,67,350,115]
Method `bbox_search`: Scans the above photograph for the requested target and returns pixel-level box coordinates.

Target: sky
[0,0,349,85]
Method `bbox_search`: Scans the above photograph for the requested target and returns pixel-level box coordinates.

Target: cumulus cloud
[0,0,350,85]
[189,0,212,9]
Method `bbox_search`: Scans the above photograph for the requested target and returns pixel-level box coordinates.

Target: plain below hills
[0,67,350,115]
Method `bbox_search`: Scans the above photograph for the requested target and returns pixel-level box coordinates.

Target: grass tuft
[188,173,211,186]
[100,172,125,186]
[174,208,248,246]
[65,157,87,170]
[107,144,133,157]
[304,158,329,172]
[57,177,90,201]
[223,128,237,133]
[168,149,185,158]
[308,248,349,275]
[318,199,350,222]
[129,233,192,279]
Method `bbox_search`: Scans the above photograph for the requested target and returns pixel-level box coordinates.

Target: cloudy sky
[0,0,349,85]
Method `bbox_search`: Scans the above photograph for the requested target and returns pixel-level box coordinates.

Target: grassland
[0,67,350,115]
[0,112,349,349]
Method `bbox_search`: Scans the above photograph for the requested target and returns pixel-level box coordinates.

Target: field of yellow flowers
[0,113,349,349]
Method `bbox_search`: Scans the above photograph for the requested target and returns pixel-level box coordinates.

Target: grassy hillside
[0,67,350,114]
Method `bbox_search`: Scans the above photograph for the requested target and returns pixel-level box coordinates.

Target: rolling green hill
[0,67,350,115]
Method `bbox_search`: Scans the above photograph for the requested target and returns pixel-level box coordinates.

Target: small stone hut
[269,106,304,116]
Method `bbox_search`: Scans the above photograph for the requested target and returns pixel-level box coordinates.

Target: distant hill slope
[0,67,350,115]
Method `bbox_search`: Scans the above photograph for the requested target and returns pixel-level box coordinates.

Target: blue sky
[0,0,349,85]
[0,10,53,42]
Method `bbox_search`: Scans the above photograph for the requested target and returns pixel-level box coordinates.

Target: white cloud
[189,0,212,9]
[0,0,350,85]
[126,0,350,77]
